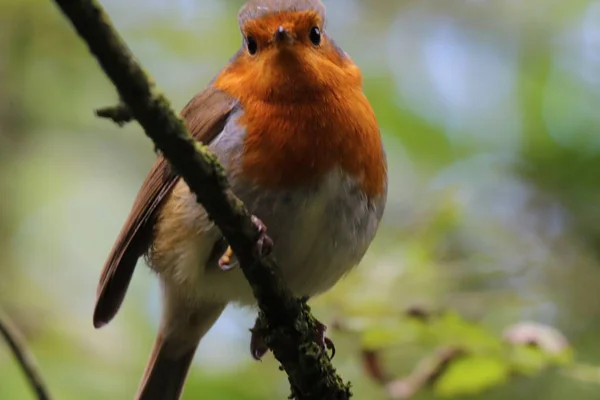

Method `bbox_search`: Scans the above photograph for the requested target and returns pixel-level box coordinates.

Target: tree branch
[51,0,351,398]
[0,308,53,400]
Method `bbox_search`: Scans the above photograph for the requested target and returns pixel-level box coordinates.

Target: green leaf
[361,319,424,350]
[434,355,510,397]
[510,345,550,376]
[426,312,503,353]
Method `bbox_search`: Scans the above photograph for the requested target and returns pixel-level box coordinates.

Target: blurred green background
[2,0,600,398]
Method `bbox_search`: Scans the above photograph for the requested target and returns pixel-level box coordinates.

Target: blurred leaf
[510,345,553,376]
[433,355,510,397]
[361,318,424,350]
[425,312,503,353]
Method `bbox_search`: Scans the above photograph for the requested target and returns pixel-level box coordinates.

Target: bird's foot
[249,317,336,361]
[250,319,269,361]
[217,215,273,271]
[250,215,273,258]
[217,246,236,271]
[314,319,336,360]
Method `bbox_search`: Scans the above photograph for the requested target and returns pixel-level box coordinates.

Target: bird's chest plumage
[199,112,386,304]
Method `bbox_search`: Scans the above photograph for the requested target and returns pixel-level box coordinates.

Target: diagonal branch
[0,308,53,400]
[51,0,351,399]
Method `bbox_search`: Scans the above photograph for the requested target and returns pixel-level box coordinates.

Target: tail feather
[135,302,226,400]
[135,335,198,400]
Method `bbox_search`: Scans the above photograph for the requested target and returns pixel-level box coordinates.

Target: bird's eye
[309,26,321,45]
[246,36,258,55]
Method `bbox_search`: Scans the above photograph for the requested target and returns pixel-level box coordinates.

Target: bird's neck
[214,55,386,199]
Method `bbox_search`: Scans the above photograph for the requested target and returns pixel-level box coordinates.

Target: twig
[361,349,389,383]
[352,307,463,399]
[0,308,53,400]
[51,0,351,399]
[361,346,466,399]
[95,103,133,125]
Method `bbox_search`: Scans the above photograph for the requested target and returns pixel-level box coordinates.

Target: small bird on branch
[92,1,388,398]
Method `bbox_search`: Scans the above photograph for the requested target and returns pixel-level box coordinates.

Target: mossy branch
[0,308,53,400]
[51,0,351,398]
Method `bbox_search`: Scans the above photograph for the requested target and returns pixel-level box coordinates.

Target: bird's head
[218,0,361,102]
[238,0,326,55]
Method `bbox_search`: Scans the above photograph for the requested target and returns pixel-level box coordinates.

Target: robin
[93,0,387,398]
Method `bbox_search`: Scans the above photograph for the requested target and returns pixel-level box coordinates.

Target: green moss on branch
[52,0,351,398]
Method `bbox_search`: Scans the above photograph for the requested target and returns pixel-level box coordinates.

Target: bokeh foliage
[1,0,600,399]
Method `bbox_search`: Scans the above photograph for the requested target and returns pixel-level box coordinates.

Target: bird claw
[250,324,269,361]
[249,317,336,361]
[217,246,236,271]
[251,215,273,259]
[314,319,336,360]
[217,215,272,271]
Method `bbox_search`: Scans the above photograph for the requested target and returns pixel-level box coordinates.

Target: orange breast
[213,45,386,199]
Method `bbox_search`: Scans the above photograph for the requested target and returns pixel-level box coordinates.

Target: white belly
[199,168,384,305]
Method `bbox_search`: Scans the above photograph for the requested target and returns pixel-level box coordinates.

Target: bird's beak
[273,26,294,45]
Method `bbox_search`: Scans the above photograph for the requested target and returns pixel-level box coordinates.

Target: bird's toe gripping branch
[250,215,273,258]
[314,319,336,360]
[250,314,336,361]
[218,215,273,271]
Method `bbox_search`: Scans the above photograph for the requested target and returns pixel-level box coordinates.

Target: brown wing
[93,86,237,328]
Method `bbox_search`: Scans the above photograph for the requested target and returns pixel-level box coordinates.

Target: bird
[93,0,387,398]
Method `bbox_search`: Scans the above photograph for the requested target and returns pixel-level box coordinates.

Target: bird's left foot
[249,317,336,361]
[250,215,273,258]
[218,215,273,271]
